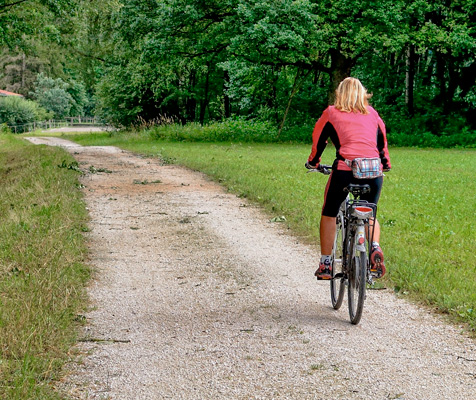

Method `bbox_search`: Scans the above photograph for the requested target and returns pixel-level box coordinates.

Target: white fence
[64,116,99,125]
[6,118,105,134]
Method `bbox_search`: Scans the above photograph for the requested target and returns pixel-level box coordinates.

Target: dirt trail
[27,137,475,399]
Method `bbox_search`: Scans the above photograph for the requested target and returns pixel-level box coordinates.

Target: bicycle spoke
[330,212,345,310]
[348,244,367,325]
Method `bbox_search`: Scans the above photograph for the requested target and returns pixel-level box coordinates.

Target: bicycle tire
[330,211,345,309]
[348,237,367,324]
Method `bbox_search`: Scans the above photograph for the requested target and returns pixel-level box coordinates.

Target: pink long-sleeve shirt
[308,105,391,171]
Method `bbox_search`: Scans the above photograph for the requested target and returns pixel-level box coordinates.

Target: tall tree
[0,0,79,48]
[82,0,476,135]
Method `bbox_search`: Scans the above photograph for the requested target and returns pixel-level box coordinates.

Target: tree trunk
[328,49,354,105]
[459,61,476,99]
[445,58,459,114]
[21,52,26,89]
[421,49,433,87]
[435,51,446,110]
[405,44,415,116]
[186,69,197,122]
[199,63,210,125]
[270,66,279,125]
[223,70,231,119]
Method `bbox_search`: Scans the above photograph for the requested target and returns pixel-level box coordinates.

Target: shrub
[384,110,476,148]
[387,127,476,148]
[146,116,475,148]
[278,124,314,143]
[147,119,318,144]
[0,123,11,134]
[149,119,280,143]
[30,73,79,119]
[0,96,50,133]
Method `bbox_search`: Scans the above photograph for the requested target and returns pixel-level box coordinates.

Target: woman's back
[326,105,384,165]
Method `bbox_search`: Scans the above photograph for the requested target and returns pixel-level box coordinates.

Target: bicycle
[309,164,378,325]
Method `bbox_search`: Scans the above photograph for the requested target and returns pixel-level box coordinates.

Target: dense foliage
[0,96,51,132]
[0,0,92,120]
[1,0,476,146]
[29,73,88,118]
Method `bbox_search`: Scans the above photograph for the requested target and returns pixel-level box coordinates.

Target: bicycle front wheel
[348,239,367,324]
[330,211,345,310]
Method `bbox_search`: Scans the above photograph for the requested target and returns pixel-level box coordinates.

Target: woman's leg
[320,215,337,255]
[369,218,381,243]
[320,170,351,256]
[360,176,385,277]
[316,170,350,279]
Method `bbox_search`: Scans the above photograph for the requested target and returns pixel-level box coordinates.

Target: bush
[30,73,80,119]
[0,96,51,133]
[384,109,476,148]
[147,116,475,148]
[147,119,318,144]
[278,124,314,143]
[0,123,11,134]
[149,119,280,143]
[389,131,476,148]
[387,126,476,148]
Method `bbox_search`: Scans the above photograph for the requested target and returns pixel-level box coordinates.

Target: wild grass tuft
[0,134,90,398]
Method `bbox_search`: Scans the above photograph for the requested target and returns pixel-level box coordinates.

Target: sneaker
[315,259,332,280]
[370,245,386,278]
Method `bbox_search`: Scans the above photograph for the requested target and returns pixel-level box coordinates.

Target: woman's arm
[308,108,336,166]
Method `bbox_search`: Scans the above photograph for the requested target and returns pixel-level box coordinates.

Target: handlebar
[306,164,332,175]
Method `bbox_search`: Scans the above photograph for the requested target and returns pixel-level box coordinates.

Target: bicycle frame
[341,196,377,283]
[332,188,377,324]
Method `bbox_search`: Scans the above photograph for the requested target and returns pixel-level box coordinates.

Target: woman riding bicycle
[305,77,391,280]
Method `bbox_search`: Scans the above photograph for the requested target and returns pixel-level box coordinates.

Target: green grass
[382,148,476,323]
[0,134,90,399]
[66,130,476,333]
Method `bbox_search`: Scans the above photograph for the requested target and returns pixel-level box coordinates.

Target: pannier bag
[346,158,383,179]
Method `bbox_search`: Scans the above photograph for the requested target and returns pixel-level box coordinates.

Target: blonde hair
[334,77,372,114]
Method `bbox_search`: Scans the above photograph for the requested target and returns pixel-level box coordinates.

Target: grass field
[67,130,476,333]
[0,134,90,399]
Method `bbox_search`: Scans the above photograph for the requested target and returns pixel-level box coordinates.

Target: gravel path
[27,137,476,400]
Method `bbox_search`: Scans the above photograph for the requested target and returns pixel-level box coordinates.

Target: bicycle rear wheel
[348,238,367,324]
[330,211,345,309]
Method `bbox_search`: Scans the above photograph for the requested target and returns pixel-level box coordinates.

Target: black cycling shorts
[322,170,383,217]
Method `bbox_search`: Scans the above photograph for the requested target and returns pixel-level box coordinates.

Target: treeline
[0,0,92,131]
[1,0,476,146]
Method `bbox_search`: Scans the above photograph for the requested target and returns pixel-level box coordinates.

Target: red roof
[0,89,24,97]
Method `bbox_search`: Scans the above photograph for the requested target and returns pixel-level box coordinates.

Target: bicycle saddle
[345,183,371,196]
